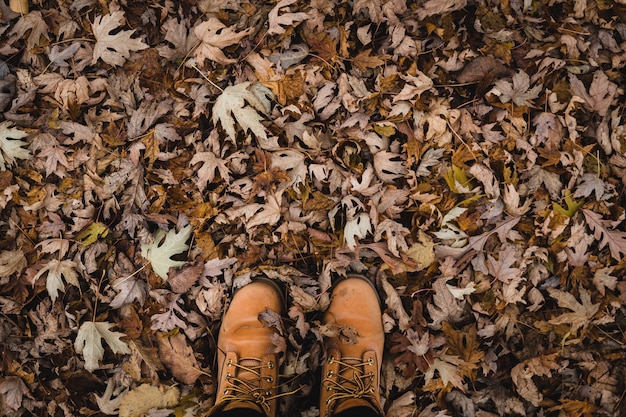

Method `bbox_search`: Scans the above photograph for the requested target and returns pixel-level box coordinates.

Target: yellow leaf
[552,190,582,217]
[444,165,470,193]
[119,383,179,417]
[405,231,435,271]
[75,222,109,247]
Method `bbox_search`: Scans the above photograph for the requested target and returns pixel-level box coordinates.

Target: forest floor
[1,0,626,416]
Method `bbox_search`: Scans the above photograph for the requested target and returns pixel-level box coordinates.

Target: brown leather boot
[320,277,385,417]
[208,280,282,417]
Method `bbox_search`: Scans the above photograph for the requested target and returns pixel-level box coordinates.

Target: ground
[0,0,625,416]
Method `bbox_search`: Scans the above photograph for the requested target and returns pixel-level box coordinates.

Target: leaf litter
[0,0,625,416]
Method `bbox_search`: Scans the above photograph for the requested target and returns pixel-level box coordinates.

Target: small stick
[9,0,28,14]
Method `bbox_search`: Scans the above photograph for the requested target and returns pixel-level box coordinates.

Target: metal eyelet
[267,361,274,369]
[370,387,375,393]
[328,356,334,364]
[266,376,274,383]
[227,359,232,366]
[326,370,333,377]
[368,358,374,365]
[266,390,272,396]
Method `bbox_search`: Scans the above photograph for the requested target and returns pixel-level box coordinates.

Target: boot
[208,280,282,417]
[320,277,385,417]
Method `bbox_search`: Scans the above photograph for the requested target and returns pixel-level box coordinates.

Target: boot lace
[222,358,300,414]
[221,358,277,413]
[323,356,377,409]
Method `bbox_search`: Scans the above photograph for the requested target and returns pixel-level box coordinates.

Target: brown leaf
[157,331,203,385]
[455,56,513,84]
[352,49,385,72]
[167,256,204,294]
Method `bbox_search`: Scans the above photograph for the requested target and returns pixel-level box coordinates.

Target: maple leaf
[190,150,230,191]
[194,17,254,65]
[74,321,131,372]
[9,11,50,50]
[417,0,467,19]
[212,82,274,142]
[33,259,79,302]
[424,352,469,391]
[487,246,521,284]
[0,249,27,283]
[593,267,617,296]
[247,191,284,229]
[547,287,600,333]
[393,72,434,102]
[344,212,372,249]
[110,275,148,309]
[374,219,410,257]
[374,151,407,182]
[569,70,617,117]
[141,225,192,281]
[91,11,148,67]
[95,378,127,415]
[493,70,542,107]
[573,173,605,200]
[0,121,31,171]
[427,277,464,329]
[0,376,29,411]
[582,208,626,261]
[380,275,411,331]
[415,148,445,177]
[267,0,309,35]
[511,355,559,407]
[151,294,188,331]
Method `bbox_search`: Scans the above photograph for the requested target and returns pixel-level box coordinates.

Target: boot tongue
[236,357,262,382]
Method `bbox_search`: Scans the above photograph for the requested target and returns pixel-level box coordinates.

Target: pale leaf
[110,274,149,308]
[374,219,410,257]
[190,151,230,191]
[344,212,372,249]
[424,353,468,391]
[194,18,253,65]
[75,321,131,372]
[593,267,617,296]
[118,384,179,417]
[493,70,542,107]
[33,259,79,302]
[92,11,148,67]
[374,151,407,182]
[267,0,309,35]
[141,225,193,281]
[212,82,273,142]
[582,208,626,261]
[547,287,600,333]
[0,121,31,171]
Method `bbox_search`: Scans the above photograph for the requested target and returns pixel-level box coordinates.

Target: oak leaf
[582,208,626,261]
